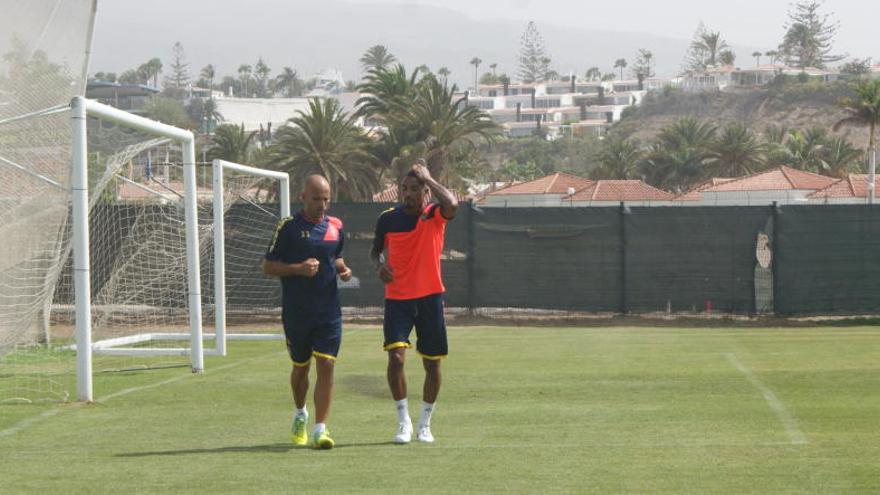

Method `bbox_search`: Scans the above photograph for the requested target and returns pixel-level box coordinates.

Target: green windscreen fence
[53,202,880,317]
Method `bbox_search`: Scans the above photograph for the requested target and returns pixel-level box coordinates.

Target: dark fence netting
[775,205,880,316]
[624,207,771,314]
[471,207,622,311]
[53,202,880,317]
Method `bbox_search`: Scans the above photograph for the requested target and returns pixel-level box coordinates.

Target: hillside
[615,80,871,148]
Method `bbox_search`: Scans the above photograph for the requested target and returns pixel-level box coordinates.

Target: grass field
[2,325,879,494]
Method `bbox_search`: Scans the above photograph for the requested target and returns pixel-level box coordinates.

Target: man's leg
[387,347,407,401]
[384,299,415,444]
[413,294,448,443]
[310,355,336,449]
[422,357,441,404]
[289,360,311,446]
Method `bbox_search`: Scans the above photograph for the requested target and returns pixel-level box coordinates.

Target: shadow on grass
[116,441,400,457]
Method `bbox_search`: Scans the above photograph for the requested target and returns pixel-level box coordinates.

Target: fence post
[466,201,476,315]
[620,201,628,314]
[771,201,780,316]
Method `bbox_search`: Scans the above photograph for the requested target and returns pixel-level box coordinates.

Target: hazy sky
[344,0,875,58]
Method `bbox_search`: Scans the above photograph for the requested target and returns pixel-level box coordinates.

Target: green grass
[2,326,879,494]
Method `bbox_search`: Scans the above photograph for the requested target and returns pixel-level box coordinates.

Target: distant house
[679,166,836,205]
[482,172,595,207]
[86,81,159,114]
[561,180,676,206]
[808,175,879,204]
[213,97,311,132]
[370,184,470,203]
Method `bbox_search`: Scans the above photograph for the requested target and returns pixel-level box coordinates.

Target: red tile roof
[486,172,594,196]
[563,180,675,201]
[370,184,469,203]
[675,177,736,200]
[702,166,835,192]
[808,174,879,199]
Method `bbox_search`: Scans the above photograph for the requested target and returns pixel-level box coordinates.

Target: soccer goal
[69,97,205,402]
[210,159,290,356]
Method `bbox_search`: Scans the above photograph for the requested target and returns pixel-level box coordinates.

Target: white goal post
[211,159,290,356]
[71,96,204,402]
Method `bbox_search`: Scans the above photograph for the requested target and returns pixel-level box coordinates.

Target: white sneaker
[394,421,413,444]
[416,425,434,443]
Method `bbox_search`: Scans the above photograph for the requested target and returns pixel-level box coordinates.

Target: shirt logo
[323,224,339,241]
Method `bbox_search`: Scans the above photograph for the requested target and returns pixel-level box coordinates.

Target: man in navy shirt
[262,174,352,449]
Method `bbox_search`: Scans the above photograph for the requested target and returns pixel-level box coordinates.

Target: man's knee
[314,355,335,375]
[387,349,406,369]
[422,358,441,376]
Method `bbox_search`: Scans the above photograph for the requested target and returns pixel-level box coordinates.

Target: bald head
[300,174,331,221]
[303,174,330,194]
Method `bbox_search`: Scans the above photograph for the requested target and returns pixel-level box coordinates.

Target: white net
[0,0,95,403]
[208,169,285,335]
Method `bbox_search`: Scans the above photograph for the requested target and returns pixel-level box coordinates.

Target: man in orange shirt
[370,161,458,444]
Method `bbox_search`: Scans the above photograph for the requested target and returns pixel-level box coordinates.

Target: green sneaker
[290,414,308,446]
[312,429,335,450]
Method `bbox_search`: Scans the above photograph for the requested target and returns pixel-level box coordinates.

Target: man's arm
[370,217,394,284]
[412,162,458,220]
[262,258,319,278]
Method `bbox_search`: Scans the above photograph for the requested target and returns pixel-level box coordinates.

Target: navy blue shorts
[282,312,342,366]
[383,293,447,359]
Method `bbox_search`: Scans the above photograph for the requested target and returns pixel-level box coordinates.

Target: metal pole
[71,96,93,402]
[869,146,876,204]
[182,139,204,372]
[212,160,227,356]
[280,176,291,218]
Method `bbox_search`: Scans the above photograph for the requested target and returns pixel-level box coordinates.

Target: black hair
[404,170,425,186]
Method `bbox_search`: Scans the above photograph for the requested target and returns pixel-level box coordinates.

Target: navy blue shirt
[265,212,344,320]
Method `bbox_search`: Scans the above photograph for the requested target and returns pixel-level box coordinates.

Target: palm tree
[585,67,601,81]
[274,67,303,97]
[710,122,766,177]
[199,64,216,90]
[765,50,780,65]
[200,97,223,133]
[640,117,717,191]
[823,136,863,178]
[254,58,271,97]
[693,31,729,67]
[834,80,880,201]
[237,64,252,97]
[360,45,397,71]
[751,51,763,68]
[206,123,255,163]
[614,58,627,80]
[489,63,497,76]
[591,137,642,179]
[437,67,450,86]
[355,64,421,122]
[777,128,829,172]
[384,74,499,180]
[470,57,482,93]
[415,64,431,76]
[266,98,378,201]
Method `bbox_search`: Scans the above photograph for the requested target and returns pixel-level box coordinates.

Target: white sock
[395,398,411,424]
[418,401,435,428]
[295,406,308,418]
[313,422,326,434]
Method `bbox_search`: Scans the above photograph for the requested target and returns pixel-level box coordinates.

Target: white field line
[724,352,808,445]
[0,350,287,440]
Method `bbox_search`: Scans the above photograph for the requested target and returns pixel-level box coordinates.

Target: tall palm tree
[614,58,627,80]
[470,57,482,93]
[640,117,717,191]
[765,50,780,64]
[834,80,880,201]
[237,64,252,97]
[360,45,397,71]
[489,63,497,76]
[254,58,271,97]
[751,51,762,67]
[437,67,450,86]
[274,67,303,97]
[266,98,378,201]
[710,122,767,177]
[384,74,499,180]
[585,67,601,81]
[200,64,216,90]
[206,123,255,163]
[693,31,729,67]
